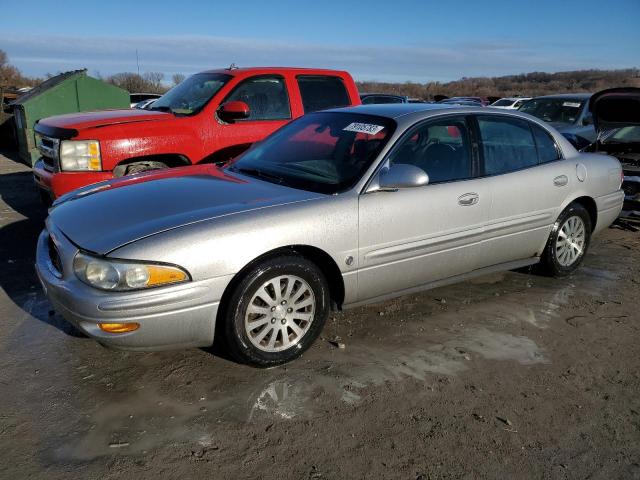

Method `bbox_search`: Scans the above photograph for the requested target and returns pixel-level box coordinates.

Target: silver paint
[36,104,625,350]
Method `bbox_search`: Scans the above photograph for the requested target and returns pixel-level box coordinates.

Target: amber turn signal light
[98,322,140,334]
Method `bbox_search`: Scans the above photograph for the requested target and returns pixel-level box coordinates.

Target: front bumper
[35,225,231,351]
[33,159,113,200]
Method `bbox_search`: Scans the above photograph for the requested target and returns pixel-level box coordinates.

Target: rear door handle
[554,175,568,187]
[458,192,479,206]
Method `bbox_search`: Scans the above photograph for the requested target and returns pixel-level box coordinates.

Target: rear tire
[223,255,330,367]
[540,203,591,277]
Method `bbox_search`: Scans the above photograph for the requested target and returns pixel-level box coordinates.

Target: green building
[12,70,129,165]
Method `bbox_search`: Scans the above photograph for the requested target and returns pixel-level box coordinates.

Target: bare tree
[107,72,168,94]
[172,73,186,86]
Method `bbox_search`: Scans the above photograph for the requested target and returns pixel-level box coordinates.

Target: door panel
[211,75,292,161]
[482,161,573,266]
[357,179,490,302]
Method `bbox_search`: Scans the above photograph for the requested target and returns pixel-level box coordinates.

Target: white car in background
[491,97,531,109]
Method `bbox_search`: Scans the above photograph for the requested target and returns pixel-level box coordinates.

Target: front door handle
[553,175,568,187]
[458,192,479,206]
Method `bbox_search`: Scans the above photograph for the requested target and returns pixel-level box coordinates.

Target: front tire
[223,255,330,367]
[540,203,591,277]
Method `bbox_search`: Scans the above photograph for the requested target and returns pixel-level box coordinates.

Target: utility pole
[136,49,140,76]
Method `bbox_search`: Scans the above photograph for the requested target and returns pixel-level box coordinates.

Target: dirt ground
[0,151,639,480]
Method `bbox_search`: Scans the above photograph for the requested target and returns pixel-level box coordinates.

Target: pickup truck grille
[36,135,60,171]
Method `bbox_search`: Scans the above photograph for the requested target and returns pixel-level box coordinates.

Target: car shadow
[0,163,86,338]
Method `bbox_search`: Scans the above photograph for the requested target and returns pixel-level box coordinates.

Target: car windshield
[151,73,231,115]
[603,126,640,144]
[226,112,396,194]
[492,99,515,106]
[519,98,585,124]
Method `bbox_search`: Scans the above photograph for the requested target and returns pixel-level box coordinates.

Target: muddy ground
[0,152,639,480]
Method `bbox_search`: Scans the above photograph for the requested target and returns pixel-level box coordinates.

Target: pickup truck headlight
[73,252,189,291]
[60,140,102,171]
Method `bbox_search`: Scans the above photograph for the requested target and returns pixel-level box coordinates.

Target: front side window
[151,73,230,115]
[531,123,561,163]
[227,112,395,194]
[389,116,473,183]
[297,75,351,113]
[477,116,538,175]
[224,75,291,121]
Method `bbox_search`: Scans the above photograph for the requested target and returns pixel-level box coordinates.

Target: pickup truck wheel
[223,255,330,367]
[121,161,168,176]
[540,203,591,277]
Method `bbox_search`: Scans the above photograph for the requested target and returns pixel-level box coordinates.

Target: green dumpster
[12,69,129,165]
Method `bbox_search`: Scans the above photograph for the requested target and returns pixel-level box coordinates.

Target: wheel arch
[570,196,598,231]
[112,154,192,176]
[217,245,346,324]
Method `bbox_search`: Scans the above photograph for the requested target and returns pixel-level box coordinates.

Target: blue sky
[2,0,639,82]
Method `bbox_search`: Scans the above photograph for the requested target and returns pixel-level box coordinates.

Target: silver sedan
[36,104,624,366]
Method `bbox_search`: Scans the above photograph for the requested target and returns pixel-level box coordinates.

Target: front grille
[36,135,59,171]
[47,235,63,276]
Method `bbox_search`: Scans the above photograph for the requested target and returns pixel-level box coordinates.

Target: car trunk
[589,88,640,211]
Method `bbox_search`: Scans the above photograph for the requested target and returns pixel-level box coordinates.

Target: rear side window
[477,116,538,175]
[297,75,351,113]
[224,75,291,121]
[531,124,561,163]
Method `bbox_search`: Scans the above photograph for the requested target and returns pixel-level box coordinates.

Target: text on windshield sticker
[343,122,385,135]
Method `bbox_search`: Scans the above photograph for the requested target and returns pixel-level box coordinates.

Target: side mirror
[582,113,593,126]
[218,101,250,123]
[376,163,429,191]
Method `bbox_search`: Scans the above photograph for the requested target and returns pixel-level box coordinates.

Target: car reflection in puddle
[49,263,619,461]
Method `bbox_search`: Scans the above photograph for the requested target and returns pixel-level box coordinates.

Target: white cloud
[0,33,629,82]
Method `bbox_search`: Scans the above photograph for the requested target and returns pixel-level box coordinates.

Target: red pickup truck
[33,67,360,200]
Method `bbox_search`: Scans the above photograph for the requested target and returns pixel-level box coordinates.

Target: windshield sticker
[562,102,581,108]
[343,122,385,135]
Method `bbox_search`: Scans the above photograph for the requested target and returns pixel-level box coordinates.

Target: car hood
[49,165,323,255]
[589,87,640,134]
[36,109,174,136]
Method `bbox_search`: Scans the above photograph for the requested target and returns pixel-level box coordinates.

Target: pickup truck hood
[589,87,640,134]
[49,165,322,255]
[36,109,173,134]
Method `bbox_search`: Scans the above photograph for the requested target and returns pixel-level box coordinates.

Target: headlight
[73,252,189,291]
[60,140,102,171]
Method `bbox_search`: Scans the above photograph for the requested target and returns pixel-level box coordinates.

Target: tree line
[357,68,640,100]
[2,49,638,98]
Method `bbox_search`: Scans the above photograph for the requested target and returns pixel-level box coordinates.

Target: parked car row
[31,66,630,367]
[33,67,360,200]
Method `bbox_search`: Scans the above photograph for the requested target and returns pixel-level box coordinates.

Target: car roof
[531,93,592,100]
[360,93,404,97]
[325,103,461,119]
[199,66,351,76]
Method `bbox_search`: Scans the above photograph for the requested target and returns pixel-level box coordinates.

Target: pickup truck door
[211,75,292,163]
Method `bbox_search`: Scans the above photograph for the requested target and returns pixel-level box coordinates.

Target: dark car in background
[360,93,409,104]
[519,94,595,149]
[585,87,640,211]
[438,96,489,106]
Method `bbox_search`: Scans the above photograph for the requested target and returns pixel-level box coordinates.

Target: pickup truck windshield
[519,98,585,124]
[227,112,396,194]
[151,73,231,115]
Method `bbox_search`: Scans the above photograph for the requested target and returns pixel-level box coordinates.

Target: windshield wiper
[228,166,285,184]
